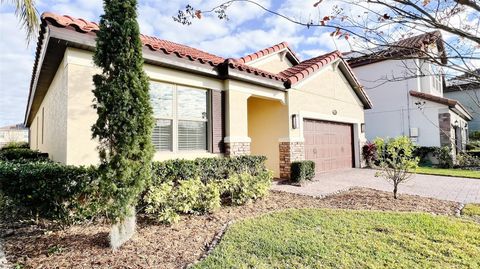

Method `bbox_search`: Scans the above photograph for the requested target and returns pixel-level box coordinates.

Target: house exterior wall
[29,56,68,163]
[247,97,289,177]
[445,88,480,133]
[286,63,367,171]
[59,48,225,165]
[352,59,446,146]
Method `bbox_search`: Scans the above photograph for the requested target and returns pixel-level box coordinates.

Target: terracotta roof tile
[279,51,341,85]
[41,12,225,67]
[347,31,445,67]
[226,59,287,82]
[236,41,300,64]
[410,90,458,106]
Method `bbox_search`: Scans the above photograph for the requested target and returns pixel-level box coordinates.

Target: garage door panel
[303,119,353,174]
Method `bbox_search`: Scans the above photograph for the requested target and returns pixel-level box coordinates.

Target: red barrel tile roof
[236,41,300,64]
[42,12,225,67]
[279,51,341,85]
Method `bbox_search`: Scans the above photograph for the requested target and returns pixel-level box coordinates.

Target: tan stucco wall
[287,63,367,167]
[248,51,293,74]
[248,97,289,177]
[29,57,68,163]
[62,48,224,165]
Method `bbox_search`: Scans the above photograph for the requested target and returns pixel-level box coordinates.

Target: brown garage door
[304,119,354,173]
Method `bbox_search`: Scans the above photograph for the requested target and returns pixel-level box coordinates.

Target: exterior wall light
[361,123,365,133]
[292,114,299,129]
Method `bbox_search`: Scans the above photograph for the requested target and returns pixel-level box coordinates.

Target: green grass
[415,166,480,179]
[195,209,480,269]
[463,204,480,217]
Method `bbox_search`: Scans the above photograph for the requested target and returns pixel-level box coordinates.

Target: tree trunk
[109,206,136,250]
[393,184,398,199]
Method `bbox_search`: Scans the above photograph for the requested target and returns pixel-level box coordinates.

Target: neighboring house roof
[235,41,300,65]
[346,31,446,68]
[409,90,472,120]
[445,69,480,92]
[0,124,27,131]
[25,12,373,124]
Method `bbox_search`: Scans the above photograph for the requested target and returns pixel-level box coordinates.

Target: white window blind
[150,81,208,152]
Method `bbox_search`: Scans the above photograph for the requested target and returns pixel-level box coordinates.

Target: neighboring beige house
[25,12,372,178]
[0,124,29,148]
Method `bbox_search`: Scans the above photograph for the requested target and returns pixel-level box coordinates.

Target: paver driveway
[272,168,480,203]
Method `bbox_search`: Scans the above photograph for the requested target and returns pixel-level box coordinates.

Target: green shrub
[0,148,49,162]
[456,153,480,168]
[466,141,480,151]
[290,161,315,183]
[434,147,454,168]
[0,161,98,222]
[144,156,272,224]
[1,141,29,149]
[413,146,438,166]
[469,131,480,141]
[221,170,272,205]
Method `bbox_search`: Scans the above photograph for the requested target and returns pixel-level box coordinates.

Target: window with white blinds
[150,81,208,152]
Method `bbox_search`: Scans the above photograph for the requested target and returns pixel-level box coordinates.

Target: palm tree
[2,0,39,43]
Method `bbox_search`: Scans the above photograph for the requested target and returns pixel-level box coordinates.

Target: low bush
[290,161,315,183]
[1,141,29,149]
[466,141,480,151]
[0,148,49,162]
[456,153,480,168]
[434,147,454,168]
[0,161,98,222]
[144,156,272,224]
[469,131,480,141]
[413,146,438,166]
[362,142,377,167]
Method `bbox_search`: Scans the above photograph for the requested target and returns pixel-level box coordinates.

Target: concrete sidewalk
[272,168,480,203]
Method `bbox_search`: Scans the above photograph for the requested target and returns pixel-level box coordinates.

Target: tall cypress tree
[92,0,154,224]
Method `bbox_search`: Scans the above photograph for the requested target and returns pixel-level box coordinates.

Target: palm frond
[2,0,39,44]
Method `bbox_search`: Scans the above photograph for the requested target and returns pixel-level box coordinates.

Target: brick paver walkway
[272,168,480,203]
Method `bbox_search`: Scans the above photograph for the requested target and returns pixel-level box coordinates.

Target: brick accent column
[279,141,305,179]
[438,113,451,147]
[225,142,250,156]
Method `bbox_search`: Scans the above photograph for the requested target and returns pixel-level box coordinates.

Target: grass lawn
[415,166,480,179]
[195,209,480,268]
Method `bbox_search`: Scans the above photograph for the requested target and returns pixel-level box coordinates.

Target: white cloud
[0,12,35,126]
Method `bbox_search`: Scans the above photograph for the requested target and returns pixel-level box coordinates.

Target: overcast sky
[0,0,357,127]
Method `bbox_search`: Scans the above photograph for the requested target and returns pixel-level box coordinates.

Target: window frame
[150,80,211,153]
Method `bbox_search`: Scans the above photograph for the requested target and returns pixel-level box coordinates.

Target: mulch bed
[2,188,461,269]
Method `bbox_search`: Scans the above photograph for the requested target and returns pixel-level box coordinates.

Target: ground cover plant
[195,208,480,268]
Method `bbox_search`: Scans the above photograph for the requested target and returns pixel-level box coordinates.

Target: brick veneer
[438,113,451,147]
[225,142,250,156]
[279,141,305,179]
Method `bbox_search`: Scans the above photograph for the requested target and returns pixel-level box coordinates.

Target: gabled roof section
[278,50,372,108]
[236,41,300,65]
[225,58,287,82]
[409,90,472,120]
[280,51,340,86]
[346,31,446,68]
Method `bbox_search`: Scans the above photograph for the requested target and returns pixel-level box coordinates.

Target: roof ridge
[279,50,342,85]
[236,41,300,64]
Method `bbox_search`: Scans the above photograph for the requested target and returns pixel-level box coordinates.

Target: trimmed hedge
[0,148,49,162]
[0,161,97,222]
[145,156,272,224]
[290,161,315,183]
[1,141,29,150]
